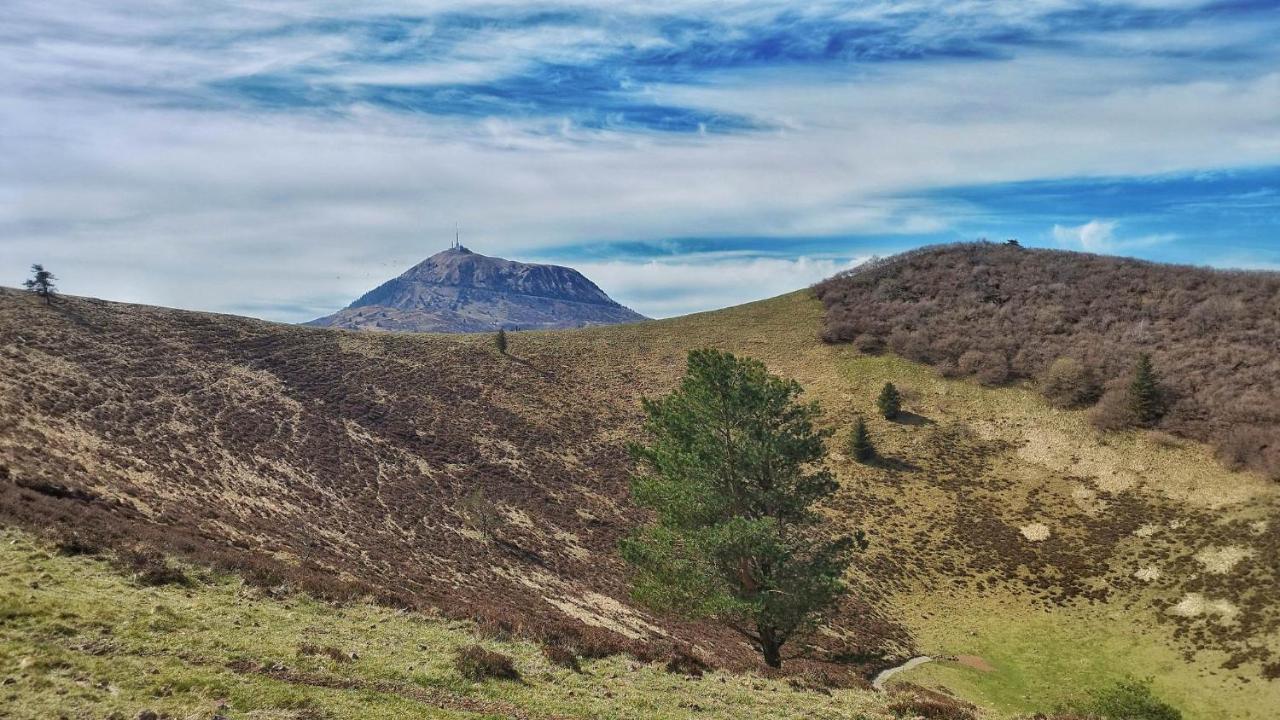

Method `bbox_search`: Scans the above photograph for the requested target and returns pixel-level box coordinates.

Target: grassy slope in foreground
[0,528,896,720]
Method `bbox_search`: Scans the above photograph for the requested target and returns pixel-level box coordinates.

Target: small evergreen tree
[23,264,56,305]
[621,349,857,668]
[1129,354,1163,426]
[495,328,508,355]
[877,382,902,420]
[848,416,875,463]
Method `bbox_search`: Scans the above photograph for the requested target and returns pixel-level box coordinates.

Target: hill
[814,242,1280,478]
[2,278,1279,718]
[307,246,647,332]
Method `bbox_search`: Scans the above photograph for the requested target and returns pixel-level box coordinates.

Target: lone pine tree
[23,264,56,305]
[621,349,855,668]
[877,382,902,420]
[1129,353,1164,427]
[848,416,875,463]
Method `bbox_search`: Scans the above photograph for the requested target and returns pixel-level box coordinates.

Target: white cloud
[1051,219,1176,253]
[1052,219,1118,251]
[573,255,868,318]
[1,1,1278,321]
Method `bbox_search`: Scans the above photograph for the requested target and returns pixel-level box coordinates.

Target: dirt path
[872,655,934,690]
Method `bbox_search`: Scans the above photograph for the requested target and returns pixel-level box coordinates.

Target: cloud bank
[2,1,1278,319]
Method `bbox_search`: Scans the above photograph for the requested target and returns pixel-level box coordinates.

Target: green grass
[888,591,1279,720]
[0,529,896,719]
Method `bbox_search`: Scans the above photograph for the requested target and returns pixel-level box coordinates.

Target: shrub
[540,644,581,672]
[878,383,902,420]
[494,328,508,355]
[664,648,708,677]
[454,644,520,682]
[124,551,190,587]
[887,687,976,720]
[1071,677,1181,720]
[1040,358,1101,409]
[1090,386,1137,432]
[958,351,1009,386]
[1215,426,1280,480]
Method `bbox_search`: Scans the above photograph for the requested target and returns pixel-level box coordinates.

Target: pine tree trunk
[759,627,783,668]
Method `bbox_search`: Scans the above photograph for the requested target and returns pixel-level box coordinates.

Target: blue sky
[2,1,1278,320]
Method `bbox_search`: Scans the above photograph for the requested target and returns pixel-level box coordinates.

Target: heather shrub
[1040,358,1101,409]
[1089,386,1137,432]
[1216,426,1280,480]
[454,644,520,681]
[540,643,581,672]
[814,243,1280,475]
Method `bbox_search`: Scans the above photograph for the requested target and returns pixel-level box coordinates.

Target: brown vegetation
[454,644,521,681]
[815,243,1280,479]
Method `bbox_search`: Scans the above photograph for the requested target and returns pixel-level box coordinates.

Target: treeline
[814,242,1280,479]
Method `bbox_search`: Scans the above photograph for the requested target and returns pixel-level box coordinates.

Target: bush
[664,648,708,677]
[1215,426,1280,480]
[1090,386,1138,432]
[123,551,189,587]
[887,688,976,720]
[454,644,520,682]
[540,643,581,672]
[1071,677,1181,720]
[958,350,1010,386]
[1040,358,1101,409]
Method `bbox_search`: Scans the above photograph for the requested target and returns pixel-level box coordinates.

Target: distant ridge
[307,245,647,333]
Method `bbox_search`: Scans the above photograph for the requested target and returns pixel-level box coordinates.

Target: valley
[2,250,1278,718]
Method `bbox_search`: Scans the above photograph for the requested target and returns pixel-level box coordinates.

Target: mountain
[307,245,647,332]
[3,246,1279,717]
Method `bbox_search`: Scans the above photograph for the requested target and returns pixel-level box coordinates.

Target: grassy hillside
[2,282,1278,718]
[0,527,919,719]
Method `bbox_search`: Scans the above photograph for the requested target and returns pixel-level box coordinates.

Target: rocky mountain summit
[307,245,647,332]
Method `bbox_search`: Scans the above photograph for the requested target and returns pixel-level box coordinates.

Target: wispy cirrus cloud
[2,1,1279,320]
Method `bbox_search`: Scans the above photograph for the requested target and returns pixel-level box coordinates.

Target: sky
[2,1,1278,321]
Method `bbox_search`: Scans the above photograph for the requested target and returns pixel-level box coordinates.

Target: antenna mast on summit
[453,222,460,249]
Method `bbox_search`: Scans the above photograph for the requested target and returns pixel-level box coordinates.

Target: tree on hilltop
[495,328,508,355]
[621,349,858,668]
[24,264,56,305]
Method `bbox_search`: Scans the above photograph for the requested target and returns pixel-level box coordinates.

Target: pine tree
[848,416,875,463]
[495,328,508,355]
[23,264,56,305]
[877,382,902,420]
[621,349,857,668]
[1129,353,1163,426]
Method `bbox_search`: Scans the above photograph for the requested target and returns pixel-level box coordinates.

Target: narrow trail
[872,655,934,690]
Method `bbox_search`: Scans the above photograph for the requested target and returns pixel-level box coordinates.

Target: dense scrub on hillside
[814,243,1280,478]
